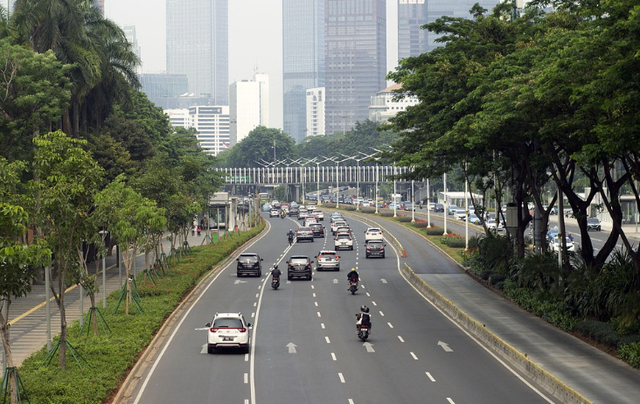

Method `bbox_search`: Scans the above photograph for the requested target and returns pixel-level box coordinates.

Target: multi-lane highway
[127,212,555,404]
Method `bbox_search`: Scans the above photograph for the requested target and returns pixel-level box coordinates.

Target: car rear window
[290,258,309,264]
[213,318,243,328]
[337,234,351,239]
[239,255,258,261]
[319,253,337,259]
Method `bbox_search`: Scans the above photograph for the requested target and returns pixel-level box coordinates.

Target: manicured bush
[412,221,429,228]
[13,224,265,404]
[379,212,394,217]
[396,216,412,223]
[361,207,376,214]
[441,233,465,248]
[425,226,443,236]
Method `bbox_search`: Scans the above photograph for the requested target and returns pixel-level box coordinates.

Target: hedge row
[10,225,265,404]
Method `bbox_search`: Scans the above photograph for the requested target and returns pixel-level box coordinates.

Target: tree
[0,158,50,404]
[29,131,104,368]
[0,38,72,161]
[225,126,297,167]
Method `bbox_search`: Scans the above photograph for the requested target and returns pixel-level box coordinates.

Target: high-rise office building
[229,73,270,146]
[324,0,386,136]
[164,106,230,156]
[398,0,502,58]
[166,0,228,105]
[122,25,141,72]
[283,0,325,143]
[306,87,326,137]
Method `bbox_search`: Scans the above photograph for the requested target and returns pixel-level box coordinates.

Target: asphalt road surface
[128,212,555,404]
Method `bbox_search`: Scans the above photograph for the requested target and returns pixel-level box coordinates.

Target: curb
[345,210,592,404]
[110,222,270,404]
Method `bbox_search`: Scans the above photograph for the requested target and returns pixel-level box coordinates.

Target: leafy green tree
[29,131,104,368]
[225,126,297,167]
[0,39,72,161]
[0,158,50,404]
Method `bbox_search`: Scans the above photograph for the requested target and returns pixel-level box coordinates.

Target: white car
[269,209,279,217]
[364,227,383,242]
[205,312,251,353]
[334,233,354,250]
[331,220,347,234]
[312,210,324,221]
[455,209,467,220]
[315,250,340,271]
[550,237,575,253]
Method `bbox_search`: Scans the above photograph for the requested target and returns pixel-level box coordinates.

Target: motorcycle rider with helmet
[356,305,372,334]
[347,268,359,291]
[287,229,295,246]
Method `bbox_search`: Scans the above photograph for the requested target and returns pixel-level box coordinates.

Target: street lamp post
[393,163,397,217]
[427,178,431,228]
[411,179,416,223]
[443,172,448,235]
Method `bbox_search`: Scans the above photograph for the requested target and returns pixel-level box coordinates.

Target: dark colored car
[586,217,602,231]
[365,240,386,258]
[236,253,263,277]
[287,255,314,280]
[434,204,445,213]
[309,223,325,237]
[288,207,300,217]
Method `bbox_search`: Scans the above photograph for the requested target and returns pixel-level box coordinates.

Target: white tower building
[305,87,325,137]
[229,73,270,145]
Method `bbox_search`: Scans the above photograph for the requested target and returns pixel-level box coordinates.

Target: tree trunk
[58,272,67,369]
[0,303,19,404]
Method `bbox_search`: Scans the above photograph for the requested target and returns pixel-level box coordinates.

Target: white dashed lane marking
[331,352,337,361]
[426,372,436,382]
[325,336,331,344]
[410,352,418,360]
[338,373,345,383]
[398,336,405,342]
[387,322,394,328]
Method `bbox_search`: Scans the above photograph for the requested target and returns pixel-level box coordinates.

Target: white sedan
[364,227,383,242]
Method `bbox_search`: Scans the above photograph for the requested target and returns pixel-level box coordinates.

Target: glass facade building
[283,0,325,143]
[325,0,386,136]
[398,0,501,59]
[166,0,228,105]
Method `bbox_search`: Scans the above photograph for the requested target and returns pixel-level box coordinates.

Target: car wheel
[237,273,242,278]
[288,275,292,280]
[308,275,312,280]
[257,271,262,277]
[350,246,354,250]
[365,255,369,259]
[207,346,215,354]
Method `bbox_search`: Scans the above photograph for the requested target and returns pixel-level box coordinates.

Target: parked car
[428,203,436,211]
[205,312,251,353]
[334,233,354,250]
[365,240,386,258]
[236,253,263,277]
[586,217,602,231]
[296,227,314,242]
[287,255,313,280]
[364,227,383,242]
[315,250,340,271]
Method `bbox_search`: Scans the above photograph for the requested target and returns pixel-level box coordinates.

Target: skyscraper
[398,0,502,59]
[229,73,270,146]
[324,0,386,136]
[166,0,228,105]
[282,0,325,143]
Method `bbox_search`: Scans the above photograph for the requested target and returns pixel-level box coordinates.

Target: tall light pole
[393,163,397,217]
[315,156,331,206]
[427,178,431,228]
[443,172,448,235]
[375,163,380,214]
[411,179,416,223]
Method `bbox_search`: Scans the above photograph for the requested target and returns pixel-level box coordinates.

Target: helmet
[361,305,369,313]
[351,268,356,272]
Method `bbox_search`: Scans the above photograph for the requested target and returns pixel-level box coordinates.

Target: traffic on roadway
[127,209,555,404]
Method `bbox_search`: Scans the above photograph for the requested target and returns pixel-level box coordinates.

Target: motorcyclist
[287,229,295,245]
[347,268,359,291]
[271,265,281,279]
[356,305,372,334]
[281,210,286,219]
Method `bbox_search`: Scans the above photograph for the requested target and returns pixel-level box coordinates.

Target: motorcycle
[348,280,358,295]
[288,233,294,246]
[357,324,370,341]
[271,265,280,290]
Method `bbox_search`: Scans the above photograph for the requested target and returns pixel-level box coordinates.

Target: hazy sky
[105,0,399,129]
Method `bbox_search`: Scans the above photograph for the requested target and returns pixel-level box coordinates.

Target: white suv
[364,227,383,242]
[205,312,251,353]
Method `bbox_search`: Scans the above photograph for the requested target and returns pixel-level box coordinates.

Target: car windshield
[587,218,599,223]
[290,258,309,265]
[213,318,243,328]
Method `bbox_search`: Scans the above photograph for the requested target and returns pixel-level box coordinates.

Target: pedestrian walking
[197,226,201,236]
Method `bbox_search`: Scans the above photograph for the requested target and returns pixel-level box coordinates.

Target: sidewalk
[1,229,222,369]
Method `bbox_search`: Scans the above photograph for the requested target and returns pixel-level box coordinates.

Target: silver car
[315,250,340,271]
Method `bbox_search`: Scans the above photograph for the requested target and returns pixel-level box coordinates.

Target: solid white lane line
[426,372,436,382]
[387,322,394,328]
[410,352,418,360]
[398,336,405,343]
[331,352,337,361]
[379,311,385,317]
[371,301,377,306]
[325,336,331,344]
[317,311,322,317]
[338,373,345,383]
[321,323,326,329]
[244,373,248,384]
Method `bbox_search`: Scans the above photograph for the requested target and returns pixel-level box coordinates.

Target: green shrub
[441,233,465,248]
[619,343,640,369]
[379,212,394,217]
[412,221,429,228]
[396,216,412,222]
[425,226,443,236]
[361,207,376,214]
